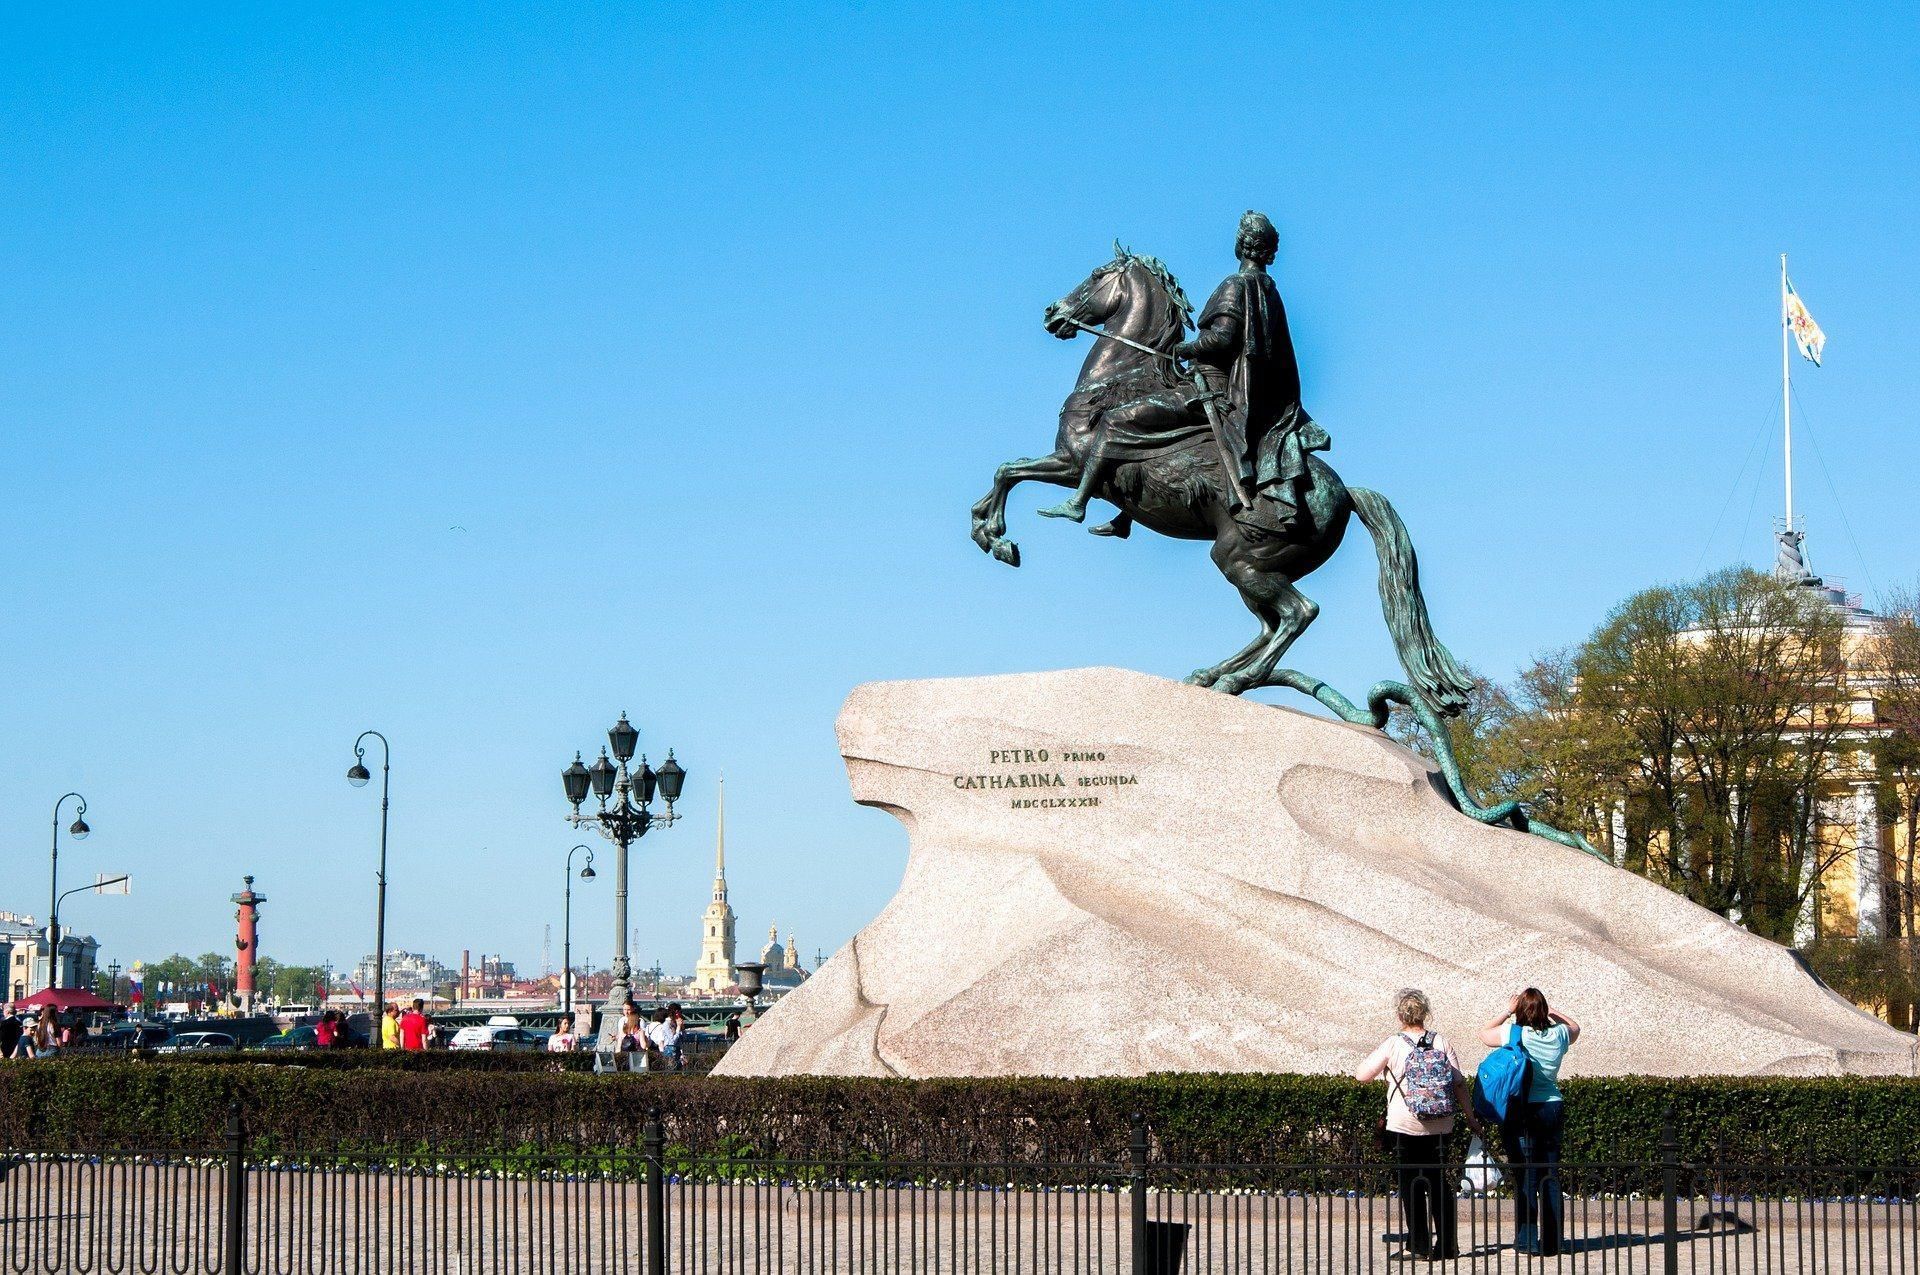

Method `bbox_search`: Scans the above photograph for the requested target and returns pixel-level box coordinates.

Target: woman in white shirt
[1356,989,1481,1262]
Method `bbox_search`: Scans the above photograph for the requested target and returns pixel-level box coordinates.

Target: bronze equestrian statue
[969,211,1475,716]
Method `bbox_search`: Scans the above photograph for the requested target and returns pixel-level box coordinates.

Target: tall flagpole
[1781,252,1793,533]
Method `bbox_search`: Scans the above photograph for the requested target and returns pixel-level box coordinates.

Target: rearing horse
[969,245,1473,712]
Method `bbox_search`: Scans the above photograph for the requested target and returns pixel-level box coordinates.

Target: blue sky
[4,5,1916,980]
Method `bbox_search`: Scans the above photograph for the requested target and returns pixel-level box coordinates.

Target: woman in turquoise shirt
[1480,988,1581,1256]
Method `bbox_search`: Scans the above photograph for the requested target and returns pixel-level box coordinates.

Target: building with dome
[756,922,807,991]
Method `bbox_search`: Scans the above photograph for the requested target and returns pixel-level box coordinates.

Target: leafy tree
[1865,583,1920,1029]
[1404,569,1861,945]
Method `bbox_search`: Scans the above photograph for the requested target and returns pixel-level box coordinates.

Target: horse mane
[1112,242,1193,346]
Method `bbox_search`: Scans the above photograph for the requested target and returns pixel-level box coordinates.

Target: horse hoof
[1215,675,1251,696]
[995,541,1022,568]
[1185,669,1219,688]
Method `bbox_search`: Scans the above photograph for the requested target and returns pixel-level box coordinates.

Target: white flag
[1785,278,1826,365]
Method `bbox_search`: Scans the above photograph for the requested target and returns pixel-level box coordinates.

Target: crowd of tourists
[1355,985,1579,1261]
[0,1009,67,1058]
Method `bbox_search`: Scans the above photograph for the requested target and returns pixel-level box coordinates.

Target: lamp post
[51,874,128,993]
[563,845,597,1016]
[46,793,90,990]
[561,713,686,1053]
[107,961,121,1003]
[346,731,392,1028]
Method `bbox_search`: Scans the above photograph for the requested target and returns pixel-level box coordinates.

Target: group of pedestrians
[377,1000,433,1049]
[1355,986,1579,1261]
[615,1002,687,1069]
[0,1010,59,1059]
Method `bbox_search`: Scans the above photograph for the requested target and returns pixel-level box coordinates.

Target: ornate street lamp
[563,844,596,1016]
[107,961,122,1003]
[46,793,90,990]
[346,731,392,1027]
[561,713,685,1056]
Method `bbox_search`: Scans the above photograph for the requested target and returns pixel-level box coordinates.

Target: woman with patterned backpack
[1356,988,1484,1262]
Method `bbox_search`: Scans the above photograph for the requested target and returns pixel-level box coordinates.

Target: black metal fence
[2,1106,1916,1272]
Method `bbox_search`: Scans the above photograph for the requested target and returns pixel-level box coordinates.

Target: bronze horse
[969,246,1473,713]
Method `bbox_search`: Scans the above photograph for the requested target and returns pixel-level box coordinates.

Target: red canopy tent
[15,987,117,1011]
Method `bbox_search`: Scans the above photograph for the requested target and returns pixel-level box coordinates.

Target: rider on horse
[1040,211,1329,534]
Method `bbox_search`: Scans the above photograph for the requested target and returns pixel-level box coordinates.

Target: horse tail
[1348,487,1473,716]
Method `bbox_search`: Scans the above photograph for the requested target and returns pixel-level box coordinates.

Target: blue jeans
[1502,1100,1565,1255]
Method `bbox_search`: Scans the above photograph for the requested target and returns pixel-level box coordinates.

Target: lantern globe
[588,749,617,800]
[655,752,687,804]
[562,754,592,806]
[608,714,639,764]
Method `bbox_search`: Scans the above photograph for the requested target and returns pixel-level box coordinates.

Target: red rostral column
[231,876,266,1014]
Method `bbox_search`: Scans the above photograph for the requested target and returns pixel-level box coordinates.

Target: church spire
[712,775,728,900]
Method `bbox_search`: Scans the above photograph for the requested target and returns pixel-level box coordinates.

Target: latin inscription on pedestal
[952,747,1137,810]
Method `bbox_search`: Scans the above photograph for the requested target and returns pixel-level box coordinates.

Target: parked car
[153,1031,238,1054]
[257,1026,318,1050]
[73,1024,172,1052]
[448,1025,542,1052]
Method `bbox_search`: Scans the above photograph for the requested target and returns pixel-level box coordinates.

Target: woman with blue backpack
[1478,988,1581,1257]
[1355,988,1483,1262]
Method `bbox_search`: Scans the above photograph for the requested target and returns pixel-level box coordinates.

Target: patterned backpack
[1398,1032,1458,1120]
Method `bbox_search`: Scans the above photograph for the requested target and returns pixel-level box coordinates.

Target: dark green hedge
[4,1065,1917,1171]
[125,1049,598,1073]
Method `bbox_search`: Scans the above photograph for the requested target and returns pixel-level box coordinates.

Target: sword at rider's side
[1060,316,1253,510]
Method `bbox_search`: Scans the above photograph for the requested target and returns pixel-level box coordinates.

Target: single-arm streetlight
[561,712,686,1056]
[46,793,90,990]
[346,730,392,1030]
[563,844,596,1016]
[50,874,128,992]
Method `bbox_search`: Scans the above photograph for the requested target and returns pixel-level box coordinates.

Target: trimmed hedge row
[4,1064,1918,1168]
[124,1049,598,1073]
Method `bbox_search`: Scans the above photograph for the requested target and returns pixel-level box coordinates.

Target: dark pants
[1389,1132,1458,1259]
[1502,1100,1565,1255]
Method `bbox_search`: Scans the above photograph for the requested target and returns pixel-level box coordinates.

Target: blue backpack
[1472,1024,1533,1122]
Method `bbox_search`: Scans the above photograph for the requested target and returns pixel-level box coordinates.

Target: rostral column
[231,876,266,1014]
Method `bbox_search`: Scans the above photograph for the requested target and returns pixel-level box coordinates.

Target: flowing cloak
[1189,269,1330,497]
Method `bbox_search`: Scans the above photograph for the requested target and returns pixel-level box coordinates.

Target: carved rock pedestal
[715,668,1916,1079]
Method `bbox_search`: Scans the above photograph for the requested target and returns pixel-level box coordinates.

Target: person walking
[724,1013,740,1043]
[30,1012,57,1059]
[619,1004,646,1071]
[643,1008,672,1071]
[0,1010,23,1060]
[398,998,431,1051]
[547,1019,577,1053]
[1356,988,1479,1262]
[314,1010,338,1049]
[662,1003,685,1070]
[381,1003,401,1050]
[1480,989,1580,1257]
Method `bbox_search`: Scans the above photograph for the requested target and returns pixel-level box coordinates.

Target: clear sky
[4,5,1916,982]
